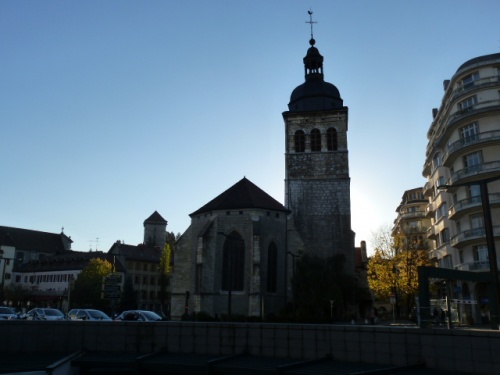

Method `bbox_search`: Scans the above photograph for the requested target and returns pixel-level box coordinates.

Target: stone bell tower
[283,23,354,272]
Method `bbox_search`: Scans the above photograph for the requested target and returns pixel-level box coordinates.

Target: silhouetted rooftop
[190,177,287,217]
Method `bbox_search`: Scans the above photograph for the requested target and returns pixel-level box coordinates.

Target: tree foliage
[71,257,113,309]
[367,226,435,315]
[291,253,355,322]
[158,241,173,316]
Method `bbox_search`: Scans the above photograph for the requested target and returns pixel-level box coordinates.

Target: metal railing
[443,130,500,164]
[449,161,500,185]
[450,225,500,247]
[455,260,500,272]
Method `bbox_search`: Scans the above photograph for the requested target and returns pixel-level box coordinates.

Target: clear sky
[1,1,498,254]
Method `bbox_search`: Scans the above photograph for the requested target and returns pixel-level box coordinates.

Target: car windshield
[142,311,162,320]
[44,309,63,316]
[88,310,108,319]
[0,307,15,314]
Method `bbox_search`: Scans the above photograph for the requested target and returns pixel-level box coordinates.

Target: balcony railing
[455,260,500,272]
[443,130,500,164]
[449,194,500,219]
[451,75,500,99]
[449,161,500,185]
[450,225,500,247]
[426,97,500,156]
[397,211,426,220]
[449,195,482,218]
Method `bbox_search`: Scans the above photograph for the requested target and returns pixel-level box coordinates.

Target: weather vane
[306,9,317,39]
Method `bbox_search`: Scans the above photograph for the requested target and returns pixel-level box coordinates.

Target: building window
[470,213,484,229]
[221,231,245,292]
[460,122,478,143]
[473,245,488,262]
[327,128,338,151]
[439,228,450,246]
[467,184,481,199]
[432,152,442,170]
[195,264,202,293]
[435,202,448,222]
[310,128,321,151]
[463,151,482,170]
[294,130,305,152]
[460,71,479,89]
[441,255,453,269]
[267,242,278,293]
[457,96,477,111]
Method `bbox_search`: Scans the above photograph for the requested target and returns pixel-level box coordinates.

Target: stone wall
[1,321,498,374]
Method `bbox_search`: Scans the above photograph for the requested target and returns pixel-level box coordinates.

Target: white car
[0,306,19,320]
[68,309,111,321]
[26,308,65,321]
[114,310,163,322]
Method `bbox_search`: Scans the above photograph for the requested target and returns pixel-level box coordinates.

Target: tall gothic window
[221,231,245,291]
[327,128,338,151]
[294,130,305,152]
[310,128,321,151]
[267,242,278,293]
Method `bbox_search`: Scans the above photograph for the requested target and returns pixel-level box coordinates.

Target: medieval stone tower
[143,210,167,249]
[283,35,354,272]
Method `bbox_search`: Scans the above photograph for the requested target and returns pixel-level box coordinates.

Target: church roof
[144,211,167,225]
[108,241,161,263]
[190,177,288,217]
[14,250,125,273]
[0,226,71,254]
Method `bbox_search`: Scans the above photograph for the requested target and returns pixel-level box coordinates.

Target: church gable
[190,177,287,217]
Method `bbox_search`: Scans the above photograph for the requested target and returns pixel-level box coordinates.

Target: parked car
[114,310,164,322]
[26,308,65,321]
[0,306,19,320]
[68,309,112,321]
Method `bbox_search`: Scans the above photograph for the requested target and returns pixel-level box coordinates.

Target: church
[170,26,357,320]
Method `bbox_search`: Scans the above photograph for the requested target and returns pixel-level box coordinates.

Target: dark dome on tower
[288,38,343,112]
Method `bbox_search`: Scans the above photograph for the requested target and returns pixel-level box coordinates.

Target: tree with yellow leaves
[367,225,435,317]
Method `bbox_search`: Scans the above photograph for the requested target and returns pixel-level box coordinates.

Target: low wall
[1,321,499,374]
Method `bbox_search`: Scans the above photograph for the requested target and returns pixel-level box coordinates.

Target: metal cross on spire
[306,9,317,39]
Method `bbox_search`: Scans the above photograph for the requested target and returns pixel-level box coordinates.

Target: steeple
[287,11,343,112]
[303,11,324,81]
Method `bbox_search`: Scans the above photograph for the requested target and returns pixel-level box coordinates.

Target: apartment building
[423,53,500,324]
[392,187,431,249]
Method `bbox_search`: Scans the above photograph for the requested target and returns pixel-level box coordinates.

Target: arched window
[221,231,245,291]
[267,242,278,293]
[327,128,338,151]
[311,129,321,151]
[294,130,305,152]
